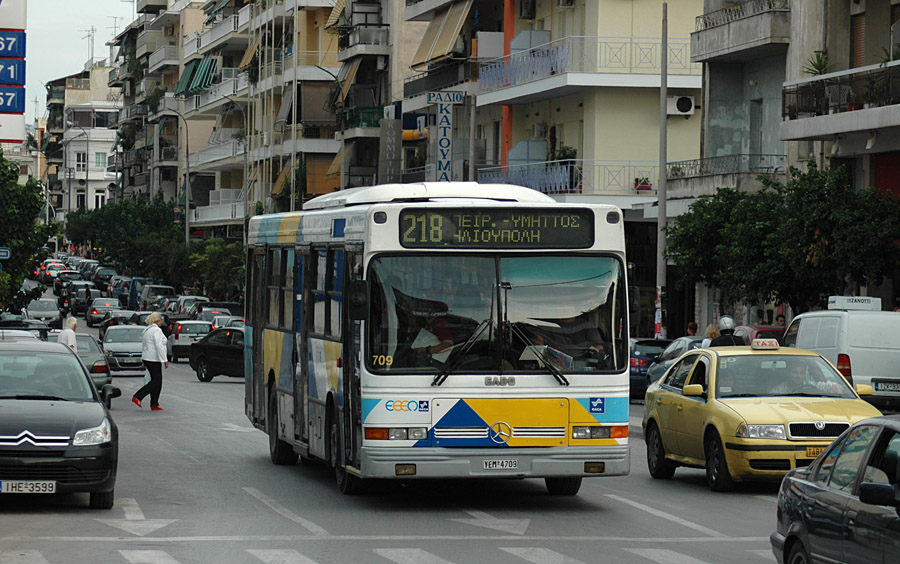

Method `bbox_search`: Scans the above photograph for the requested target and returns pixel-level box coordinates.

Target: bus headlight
[572,426,628,439]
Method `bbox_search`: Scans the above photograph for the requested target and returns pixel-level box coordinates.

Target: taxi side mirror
[855,384,874,396]
[683,384,704,397]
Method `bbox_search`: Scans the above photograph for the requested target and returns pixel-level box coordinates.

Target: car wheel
[196,357,213,382]
[268,391,298,466]
[705,431,735,492]
[545,477,582,495]
[329,412,363,494]
[89,490,114,510]
[646,421,676,479]
[787,541,810,564]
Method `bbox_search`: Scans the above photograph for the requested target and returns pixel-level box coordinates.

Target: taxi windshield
[715,354,856,399]
[367,254,627,374]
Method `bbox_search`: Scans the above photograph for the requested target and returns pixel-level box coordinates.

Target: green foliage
[146,86,166,114]
[665,163,900,313]
[803,51,834,76]
[0,149,57,312]
[189,238,245,300]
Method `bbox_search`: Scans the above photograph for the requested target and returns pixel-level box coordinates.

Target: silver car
[100,325,146,374]
[167,320,212,362]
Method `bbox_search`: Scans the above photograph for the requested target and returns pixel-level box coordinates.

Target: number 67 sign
[0,86,24,114]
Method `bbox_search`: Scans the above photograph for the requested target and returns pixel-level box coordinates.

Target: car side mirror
[859,482,896,507]
[101,384,122,401]
[683,384,704,397]
[855,384,874,396]
[348,280,368,321]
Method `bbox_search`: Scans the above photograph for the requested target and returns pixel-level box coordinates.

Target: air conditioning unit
[531,122,547,139]
[557,0,576,8]
[667,95,695,117]
[519,0,536,20]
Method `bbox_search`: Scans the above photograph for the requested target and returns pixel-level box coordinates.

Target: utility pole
[655,2,668,340]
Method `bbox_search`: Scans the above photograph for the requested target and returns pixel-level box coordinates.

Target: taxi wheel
[646,422,676,479]
[787,541,810,564]
[705,432,735,492]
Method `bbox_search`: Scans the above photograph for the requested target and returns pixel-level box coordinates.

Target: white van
[783,298,900,409]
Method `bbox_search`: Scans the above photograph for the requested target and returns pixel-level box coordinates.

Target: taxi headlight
[73,418,112,446]
[736,424,785,440]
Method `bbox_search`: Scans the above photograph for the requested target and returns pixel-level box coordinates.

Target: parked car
[72,288,102,317]
[733,324,785,345]
[643,339,881,491]
[189,327,245,382]
[645,336,704,388]
[167,320,212,362]
[100,325,146,375]
[0,339,120,508]
[53,270,82,296]
[629,337,672,399]
[74,333,113,403]
[138,285,176,311]
[25,298,63,329]
[783,297,900,409]
[98,310,133,342]
[84,298,120,328]
[771,414,900,564]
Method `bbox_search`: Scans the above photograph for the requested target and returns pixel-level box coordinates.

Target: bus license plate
[1,481,57,494]
[875,381,900,392]
[483,459,517,470]
[806,447,825,458]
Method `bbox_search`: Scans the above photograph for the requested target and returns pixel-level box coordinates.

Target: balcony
[191,70,250,113]
[120,104,149,123]
[137,0,166,13]
[692,0,790,63]
[250,0,287,31]
[48,85,66,104]
[780,61,900,151]
[148,45,179,74]
[184,31,200,58]
[477,159,660,195]
[136,30,164,59]
[188,141,246,170]
[149,92,179,120]
[477,36,701,106]
[125,149,149,167]
[666,154,786,198]
[157,144,179,166]
[190,199,245,226]
[404,61,476,99]
[199,8,251,55]
[337,25,390,62]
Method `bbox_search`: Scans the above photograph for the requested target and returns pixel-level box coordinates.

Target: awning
[174,60,200,97]
[274,92,293,128]
[411,0,473,71]
[188,56,218,94]
[205,0,232,23]
[271,165,291,196]
[325,145,346,177]
[239,32,262,69]
[325,0,347,29]
[338,58,361,105]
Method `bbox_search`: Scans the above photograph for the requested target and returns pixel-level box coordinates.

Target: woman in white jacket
[132,312,169,411]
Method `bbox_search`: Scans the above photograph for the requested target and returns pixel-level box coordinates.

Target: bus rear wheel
[545,476,582,495]
[268,392,298,466]
[329,415,363,494]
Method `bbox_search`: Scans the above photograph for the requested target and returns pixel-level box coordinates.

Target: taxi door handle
[676,404,683,412]
[656,397,663,405]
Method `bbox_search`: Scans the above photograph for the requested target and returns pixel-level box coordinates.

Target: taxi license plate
[0,480,56,494]
[806,446,826,458]
[483,459,517,470]
[874,381,900,392]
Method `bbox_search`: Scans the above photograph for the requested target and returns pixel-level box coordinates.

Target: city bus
[245,182,630,495]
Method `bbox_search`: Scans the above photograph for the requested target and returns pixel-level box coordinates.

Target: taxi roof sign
[827,296,881,311]
[751,338,780,350]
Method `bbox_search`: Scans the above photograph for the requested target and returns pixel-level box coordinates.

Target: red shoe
[151,406,164,411]
[131,397,142,408]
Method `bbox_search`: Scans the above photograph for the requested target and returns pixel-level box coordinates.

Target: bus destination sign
[399,208,594,249]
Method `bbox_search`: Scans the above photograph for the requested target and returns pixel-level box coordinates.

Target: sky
[25,0,138,124]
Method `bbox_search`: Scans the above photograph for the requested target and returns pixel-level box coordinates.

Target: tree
[189,238,244,300]
[665,163,900,313]
[0,149,57,312]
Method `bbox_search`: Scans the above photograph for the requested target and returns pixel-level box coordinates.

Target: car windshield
[27,301,58,313]
[367,254,627,374]
[75,334,102,354]
[716,354,856,399]
[104,327,145,343]
[633,340,670,356]
[0,352,94,401]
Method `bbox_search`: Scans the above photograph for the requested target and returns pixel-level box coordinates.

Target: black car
[629,337,672,399]
[771,414,900,564]
[53,270,82,296]
[189,327,244,382]
[71,288,102,317]
[0,340,120,508]
[25,298,63,329]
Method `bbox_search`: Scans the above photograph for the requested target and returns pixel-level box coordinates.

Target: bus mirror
[348,280,368,320]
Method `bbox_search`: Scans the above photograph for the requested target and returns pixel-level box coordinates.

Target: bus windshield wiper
[506,322,569,386]
[431,318,493,387]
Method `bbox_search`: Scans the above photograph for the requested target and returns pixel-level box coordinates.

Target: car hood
[0,400,106,438]
[28,313,59,320]
[718,397,882,424]
[102,342,142,354]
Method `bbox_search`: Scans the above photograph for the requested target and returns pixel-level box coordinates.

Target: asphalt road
[0,286,781,564]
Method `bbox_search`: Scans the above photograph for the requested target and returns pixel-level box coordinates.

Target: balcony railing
[783,61,900,118]
[193,71,250,110]
[190,201,245,224]
[344,106,384,129]
[188,141,245,168]
[200,14,243,52]
[151,93,179,117]
[184,31,200,57]
[339,25,389,51]
[696,0,789,31]
[404,61,476,99]
[666,154,786,179]
[149,45,179,72]
[294,50,339,67]
[478,159,660,195]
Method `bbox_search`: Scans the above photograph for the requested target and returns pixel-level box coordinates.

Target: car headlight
[736,424,786,440]
[73,418,112,446]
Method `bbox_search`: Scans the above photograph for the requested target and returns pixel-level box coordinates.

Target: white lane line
[605,495,726,538]
[119,497,145,520]
[0,551,51,564]
[242,487,329,536]
[120,550,183,564]
[748,549,776,561]
[623,548,709,564]
[247,549,319,564]
[755,495,777,503]
[373,549,456,564]
[501,547,588,564]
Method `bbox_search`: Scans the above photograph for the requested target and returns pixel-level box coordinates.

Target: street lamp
[169,107,191,247]
[224,94,249,244]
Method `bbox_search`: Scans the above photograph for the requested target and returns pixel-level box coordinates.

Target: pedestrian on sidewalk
[132,312,169,411]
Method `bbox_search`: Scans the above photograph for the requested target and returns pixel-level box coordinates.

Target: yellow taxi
[642,339,882,491]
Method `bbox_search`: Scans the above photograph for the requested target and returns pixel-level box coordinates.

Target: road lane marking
[120,551,183,564]
[501,547,587,563]
[247,549,319,564]
[450,509,530,535]
[754,495,777,503]
[374,549,456,564]
[2,535,771,543]
[242,487,329,536]
[0,551,51,564]
[120,498,145,520]
[605,495,726,538]
[624,548,709,564]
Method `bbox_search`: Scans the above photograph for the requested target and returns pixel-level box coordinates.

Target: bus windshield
[367,255,626,374]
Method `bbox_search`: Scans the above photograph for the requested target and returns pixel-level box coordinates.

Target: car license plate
[0,480,56,494]
[874,381,900,392]
[806,446,826,458]
[483,459,518,470]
